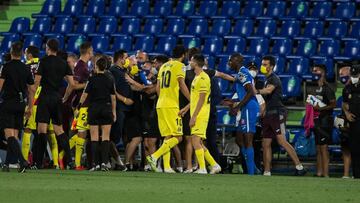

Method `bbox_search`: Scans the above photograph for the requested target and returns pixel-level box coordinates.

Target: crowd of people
[0,38,359,178]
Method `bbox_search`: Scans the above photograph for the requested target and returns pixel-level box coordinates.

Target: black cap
[246,61,257,70]
[351,64,360,76]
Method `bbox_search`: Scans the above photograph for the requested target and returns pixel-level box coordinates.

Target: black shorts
[143,108,160,138]
[88,103,113,125]
[182,111,191,136]
[0,101,25,130]
[36,93,63,125]
[340,131,350,148]
[124,111,142,141]
[314,116,333,145]
[262,113,286,139]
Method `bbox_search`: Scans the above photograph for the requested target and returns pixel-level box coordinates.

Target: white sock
[296,164,304,170]
[117,156,124,165]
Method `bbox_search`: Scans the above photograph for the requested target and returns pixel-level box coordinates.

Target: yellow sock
[195,149,205,170]
[152,137,179,160]
[49,133,59,167]
[75,137,86,167]
[204,150,217,167]
[163,151,171,170]
[22,132,32,161]
[59,134,78,159]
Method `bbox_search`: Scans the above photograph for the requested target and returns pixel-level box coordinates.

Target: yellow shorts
[75,107,89,131]
[191,117,209,139]
[157,108,183,137]
[24,106,54,131]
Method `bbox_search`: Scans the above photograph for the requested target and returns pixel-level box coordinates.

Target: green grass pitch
[1,170,360,203]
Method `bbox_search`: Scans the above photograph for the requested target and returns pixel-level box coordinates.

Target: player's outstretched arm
[215,71,235,82]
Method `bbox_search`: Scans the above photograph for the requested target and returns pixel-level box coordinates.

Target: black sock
[57,133,71,166]
[101,141,110,165]
[4,143,11,165]
[36,133,48,168]
[91,141,99,166]
[7,137,26,166]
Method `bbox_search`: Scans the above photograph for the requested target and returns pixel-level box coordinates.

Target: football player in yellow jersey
[146,45,190,172]
[180,54,221,174]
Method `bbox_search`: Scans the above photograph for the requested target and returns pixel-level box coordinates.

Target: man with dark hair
[63,42,93,170]
[0,41,35,172]
[146,45,190,172]
[257,55,306,176]
[34,39,75,169]
[311,64,336,177]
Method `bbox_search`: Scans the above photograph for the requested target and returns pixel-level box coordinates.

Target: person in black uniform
[0,42,35,172]
[343,64,360,178]
[78,57,116,171]
[311,64,336,177]
[34,39,76,169]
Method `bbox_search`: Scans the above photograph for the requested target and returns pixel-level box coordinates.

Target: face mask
[123,58,130,68]
[312,73,322,81]
[260,66,268,75]
[249,70,257,78]
[130,65,139,76]
[151,67,158,75]
[351,76,359,84]
[339,76,350,84]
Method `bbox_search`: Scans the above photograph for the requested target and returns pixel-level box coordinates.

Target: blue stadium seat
[310,1,332,19]
[59,0,83,17]
[154,36,176,54]
[232,19,254,37]
[23,34,43,50]
[335,2,355,19]
[342,40,360,59]
[165,18,185,35]
[67,35,87,54]
[303,20,324,38]
[44,34,65,50]
[197,1,217,17]
[32,0,61,18]
[186,17,208,36]
[220,1,241,18]
[203,37,223,56]
[349,20,360,39]
[217,106,236,126]
[287,56,310,77]
[255,19,276,37]
[295,38,317,57]
[247,37,269,56]
[242,55,261,68]
[74,17,96,35]
[273,56,285,75]
[96,17,117,35]
[143,18,164,35]
[84,0,105,17]
[0,17,30,35]
[327,20,348,39]
[174,0,195,17]
[28,17,51,34]
[265,1,286,18]
[209,19,231,36]
[134,35,154,52]
[111,35,132,51]
[287,2,308,18]
[179,35,201,49]
[92,36,109,53]
[224,37,245,54]
[52,17,73,34]
[120,18,140,35]
[311,56,335,80]
[130,0,150,17]
[205,55,215,69]
[318,39,340,57]
[0,34,20,52]
[217,56,232,73]
[152,0,173,17]
[243,1,263,18]
[271,38,293,56]
[106,0,127,17]
[278,20,300,38]
[279,75,301,97]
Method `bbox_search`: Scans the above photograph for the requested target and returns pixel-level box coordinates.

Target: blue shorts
[238,105,259,134]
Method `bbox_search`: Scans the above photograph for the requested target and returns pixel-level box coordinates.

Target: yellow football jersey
[156,60,185,108]
[190,71,211,119]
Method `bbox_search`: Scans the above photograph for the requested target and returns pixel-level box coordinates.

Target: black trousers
[350,120,360,178]
[206,116,220,163]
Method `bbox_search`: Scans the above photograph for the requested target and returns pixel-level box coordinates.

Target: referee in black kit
[0,42,35,172]
[34,39,76,169]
